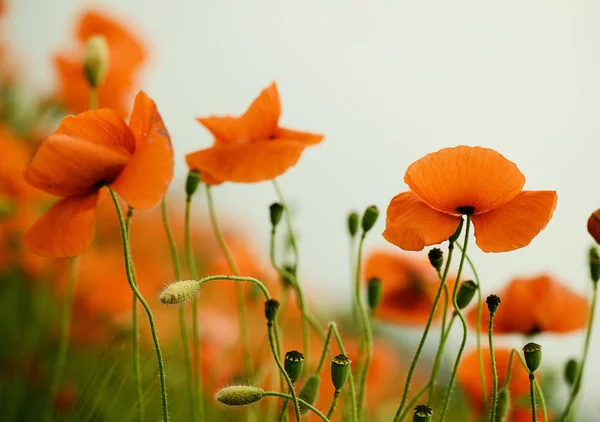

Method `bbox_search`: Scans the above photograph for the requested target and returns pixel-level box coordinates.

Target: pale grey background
[8,0,600,414]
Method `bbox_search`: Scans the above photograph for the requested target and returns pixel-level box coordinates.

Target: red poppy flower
[383,146,557,252]
[22,91,173,257]
[467,274,588,335]
[186,82,323,184]
[53,10,146,117]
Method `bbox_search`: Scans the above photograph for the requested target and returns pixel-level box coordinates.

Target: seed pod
[264,299,280,324]
[216,385,264,406]
[367,277,383,311]
[284,351,304,384]
[486,294,501,315]
[523,342,542,373]
[269,203,284,228]
[427,248,443,272]
[361,205,379,233]
[185,170,201,197]
[159,280,199,304]
[331,354,351,391]
[413,404,433,422]
[298,374,320,414]
[495,388,511,422]
[456,280,478,309]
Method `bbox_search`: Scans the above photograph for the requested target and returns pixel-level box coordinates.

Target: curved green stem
[529,374,537,422]
[108,186,169,421]
[392,242,456,422]
[560,283,597,421]
[326,391,341,419]
[397,381,431,422]
[330,323,357,422]
[88,87,98,109]
[162,199,196,421]
[488,311,498,422]
[513,349,547,422]
[184,195,202,420]
[427,313,457,405]
[264,391,330,422]
[439,216,472,422]
[44,257,78,422]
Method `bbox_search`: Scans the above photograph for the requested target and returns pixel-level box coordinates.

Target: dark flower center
[456,206,475,215]
[526,323,543,336]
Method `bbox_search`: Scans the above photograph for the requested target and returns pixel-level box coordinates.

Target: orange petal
[24,134,131,197]
[185,140,307,183]
[404,146,525,215]
[472,190,557,252]
[111,91,173,209]
[275,127,324,145]
[383,192,462,251]
[55,108,135,153]
[21,190,104,257]
[196,82,280,143]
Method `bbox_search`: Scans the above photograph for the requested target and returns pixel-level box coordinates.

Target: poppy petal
[111,91,173,209]
[383,192,462,251]
[275,127,324,145]
[472,190,557,252]
[404,146,526,215]
[55,108,135,153]
[185,140,306,183]
[22,190,105,257]
[24,134,131,197]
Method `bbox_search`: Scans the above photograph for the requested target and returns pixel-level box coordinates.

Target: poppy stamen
[456,206,475,215]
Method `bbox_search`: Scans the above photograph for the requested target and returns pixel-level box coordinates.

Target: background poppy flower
[383,146,557,252]
[186,82,323,183]
[467,274,588,335]
[22,91,173,257]
[53,10,147,117]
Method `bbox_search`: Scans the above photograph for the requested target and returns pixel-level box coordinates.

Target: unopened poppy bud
[589,247,600,284]
[269,203,284,228]
[486,294,501,315]
[331,354,351,391]
[564,358,578,386]
[523,342,542,373]
[456,280,478,310]
[347,212,359,237]
[448,218,464,244]
[298,374,320,415]
[413,404,433,422]
[361,205,379,233]
[284,350,304,384]
[264,299,279,324]
[159,280,199,304]
[83,35,109,88]
[495,388,511,422]
[185,170,201,197]
[427,248,443,272]
[367,277,383,311]
[587,209,600,244]
[216,385,264,406]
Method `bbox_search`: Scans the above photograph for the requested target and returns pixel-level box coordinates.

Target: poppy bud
[427,248,443,272]
[448,218,464,243]
[269,203,284,228]
[185,170,201,197]
[284,350,304,384]
[589,247,600,284]
[413,404,433,422]
[264,299,280,324]
[347,212,359,237]
[486,294,501,315]
[564,358,578,386]
[298,374,320,414]
[216,385,264,406]
[159,280,199,305]
[456,280,478,310]
[331,354,351,391]
[587,209,600,244]
[361,205,379,233]
[83,35,109,88]
[367,277,383,311]
[495,388,511,422]
[523,342,542,373]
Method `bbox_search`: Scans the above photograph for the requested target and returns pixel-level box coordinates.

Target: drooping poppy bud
[83,35,109,88]
[298,374,320,415]
[589,247,600,284]
[284,350,304,384]
[456,280,478,310]
[216,385,264,406]
[159,280,199,305]
[486,294,501,315]
[427,248,443,272]
[269,203,284,228]
[587,209,600,244]
[564,358,578,386]
[347,212,359,237]
[264,299,280,324]
[448,218,464,243]
[331,354,351,391]
[495,388,511,422]
[367,277,383,311]
[185,169,201,197]
[523,342,542,373]
[361,205,379,233]
[413,404,433,422]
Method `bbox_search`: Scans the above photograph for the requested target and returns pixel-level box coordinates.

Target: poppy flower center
[456,206,475,215]
[525,323,543,336]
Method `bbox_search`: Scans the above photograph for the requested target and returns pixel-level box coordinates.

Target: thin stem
[184,195,202,420]
[397,381,431,422]
[108,186,169,421]
[205,185,253,379]
[263,392,330,422]
[316,324,334,374]
[88,87,98,109]
[330,323,357,422]
[440,284,450,344]
[392,241,456,422]
[529,374,537,422]
[268,323,302,422]
[127,208,144,422]
[427,313,457,405]
[326,391,341,419]
[560,283,597,421]
[503,350,515,390]
[488,311,498,422]
[439,215,472,422]
[44,257,78,422]
[458,244,488,416]
[162,199,196,421]
[512,350,547,422]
